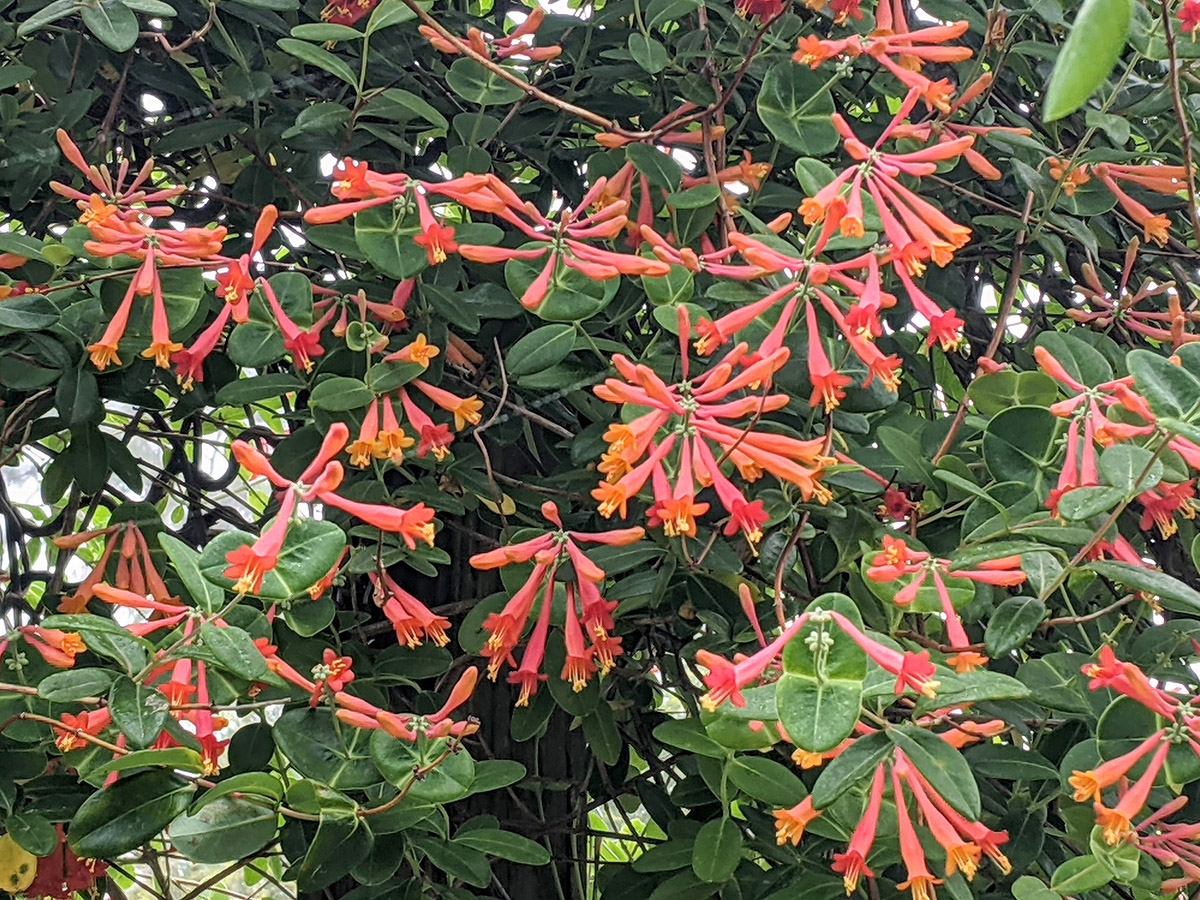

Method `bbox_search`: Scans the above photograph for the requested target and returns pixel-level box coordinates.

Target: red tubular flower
[829,611,940,698]
[411,379,483,431]
[348,398,385,468]
[413,190,459,265]
[318,493,437,548]
[481,561,551,679]
[832,762,886,893]
[509,575,555,706]
[902,754,982,880]
[372,570,451,648]
[1183,0,1200,36]
[1070,730,1167,803]
[309,648,355,707]
[224,489,297,596]
[892,765,942,900]
[298,422,352,485]
[1095,741,1171,845]
[173,303,232,391]
[931,569,987,674]
[805,300,852,412]
[54,708,113,752]
[695,615,810,711]
[322,0,380,26]
[1083,645,1180,717]
[87,250,157,370]
[258,277,325,373]
[398,386,454,461]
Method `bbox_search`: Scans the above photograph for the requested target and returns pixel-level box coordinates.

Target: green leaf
[453,828,550,865]
[626,143,683,192]
[291,792,372,892]
[310,376,374,411]
[68,771,196,859]
[411,833,490,887]
[290,23,363,41]
[17,0,81,38]
[811,730,891,809]
[7,812,57,857]
[80,0,139,52]
[506,324,576,377]
[446,58,526,106]
[1043,0,1133,121]
[169,798,278,864]
[691,818,741,883]
[108,677,170,749]
[962,743,1058,781]
[1049,854,1113,893]
[0,294,60,334]
[198,623,269,681]
[0,65,34,91]
[154,120,247,155]
[1032,333,1113,386]
[968,371,1058,418]
[1086,560,1200,614]
[652,719,728,759]
[0,233,46,261]
[371,733,474,802]
[1089,826,1140,882]
[227,321,286,368]
[1128,348,1200,421]
[983,406,1060,485]
[725,756,805,806]
[354,205,428,279]
[88,747,205,779]
[985,596,1046,656]
[214,373,305,406]
[467,760,527,795]
[159,534,224,614]
[1011,875,1059,900]
[191,772,285,812]
[367,0,430,34]
[277,38,360,87]
[887,727,980,818]
[1056,485,1124,521]
[274,708,380,790]
[776,594,865,752]
[582,705,622,765]
[628,33,670,73]
[756,63,838,155]
[37,668,116,702]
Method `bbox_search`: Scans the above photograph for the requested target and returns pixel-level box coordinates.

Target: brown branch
[931,190,1035,463]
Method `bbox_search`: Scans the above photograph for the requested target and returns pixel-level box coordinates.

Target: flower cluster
[468,502,644,704]
[419,7,562,62]
[593,306,833,548]
[795,4,973,114]
[775,746,1011,898]
[695,604,940,712]
[1036,346,1200,537]
[1065,646,1200,856]
[228,423,437,595]
[866,536,1027,672]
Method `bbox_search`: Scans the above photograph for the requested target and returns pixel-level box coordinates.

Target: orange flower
[1069,730,1166,803]
[774,796,821,846]
[1094,742,1171,845]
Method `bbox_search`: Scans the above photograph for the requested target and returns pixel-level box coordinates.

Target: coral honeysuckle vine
[4,0,1200,897]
